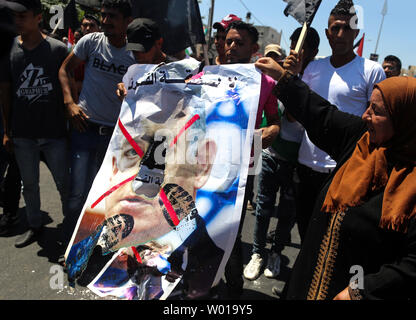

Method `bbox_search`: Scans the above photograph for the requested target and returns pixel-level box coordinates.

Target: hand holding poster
[64,61,261,300]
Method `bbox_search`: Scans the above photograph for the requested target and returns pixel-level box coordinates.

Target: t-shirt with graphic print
[73,32,136,126]
[4,36,69,139]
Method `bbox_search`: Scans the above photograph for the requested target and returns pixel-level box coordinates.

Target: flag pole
[51,17,63,35]
[202,0,215,65]
[374,0,387,54]
[207,0,215,49]
[294,22,308,54]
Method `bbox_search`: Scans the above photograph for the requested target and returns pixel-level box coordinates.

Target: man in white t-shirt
[295,0,386,242]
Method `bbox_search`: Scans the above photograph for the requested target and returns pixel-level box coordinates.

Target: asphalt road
[0,162,301,301]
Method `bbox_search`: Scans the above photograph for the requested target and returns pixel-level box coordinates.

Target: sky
[198,0,416,71]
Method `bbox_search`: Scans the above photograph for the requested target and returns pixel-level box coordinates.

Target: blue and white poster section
[64,60,261,300]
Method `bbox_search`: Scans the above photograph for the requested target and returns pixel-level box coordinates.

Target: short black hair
[83,14,100,26]
[290,27,320,51]
[384,55,402,71]
[226,20,259,43]
[102,0,132,18]
[330,0,356,17]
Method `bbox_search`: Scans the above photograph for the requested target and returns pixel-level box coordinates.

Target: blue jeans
[252,151,296,257]
[63,128,112,244]
[13,137,69,229]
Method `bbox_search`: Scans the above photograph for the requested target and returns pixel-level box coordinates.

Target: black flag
[74,0,205,55]
[64,0,80,31]
[132,0,205,55]
[283,0,322,26]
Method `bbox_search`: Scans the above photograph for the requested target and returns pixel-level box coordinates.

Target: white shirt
[298,55,386,172]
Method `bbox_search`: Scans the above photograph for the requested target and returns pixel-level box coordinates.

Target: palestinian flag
[67,28,75,49]
[354,33,365,57]
[64,0,80,49]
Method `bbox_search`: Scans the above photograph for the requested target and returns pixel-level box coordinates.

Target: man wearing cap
[0,0,70,247]
[212,14,241,65]
[126,18,178,65]
[116,18,184,100]
[59,0,136,252]
[264,44,285,62]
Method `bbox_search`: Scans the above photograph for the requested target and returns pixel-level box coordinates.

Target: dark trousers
[0,150,22,218]
[295,164,331,243]
[63,127,112,246]
[224,174,254,296]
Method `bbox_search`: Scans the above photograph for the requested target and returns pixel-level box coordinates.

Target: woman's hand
[333,287,352,300]
[255,57,285,81]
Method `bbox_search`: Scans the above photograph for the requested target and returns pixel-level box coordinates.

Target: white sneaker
[264,252,281,278]
[243,253,263,280]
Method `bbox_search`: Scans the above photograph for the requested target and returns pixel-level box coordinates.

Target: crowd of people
[0,0,414,300]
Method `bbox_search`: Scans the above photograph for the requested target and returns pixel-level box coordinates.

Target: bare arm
[260,79,281,149]
[59,51,89,131]
[261,113,280,149]
[257,57,366,162]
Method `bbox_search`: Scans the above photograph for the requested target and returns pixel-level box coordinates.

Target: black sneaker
[15,227,42,248]
[0,214,19,234]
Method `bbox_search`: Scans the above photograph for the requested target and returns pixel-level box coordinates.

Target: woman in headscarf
[255,53,416,300]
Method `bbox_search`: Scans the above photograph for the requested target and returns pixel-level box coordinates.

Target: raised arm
[255,56,367,162]
[261,112,280,149]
